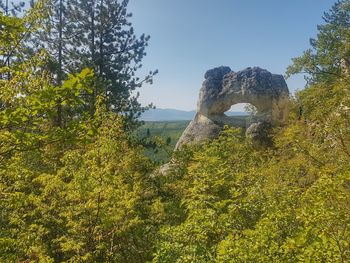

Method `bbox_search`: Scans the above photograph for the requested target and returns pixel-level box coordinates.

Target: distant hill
[140,108,248,121]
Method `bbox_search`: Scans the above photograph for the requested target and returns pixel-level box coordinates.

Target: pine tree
[67,0,157,127]
[286,0,350,159]
[286,0,350,83]
[30,0,75,127]
[32,0,156,128]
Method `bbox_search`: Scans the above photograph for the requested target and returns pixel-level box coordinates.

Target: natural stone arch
[175,66,289,149]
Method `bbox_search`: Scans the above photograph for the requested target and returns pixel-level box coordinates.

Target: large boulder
[175,66,289,149]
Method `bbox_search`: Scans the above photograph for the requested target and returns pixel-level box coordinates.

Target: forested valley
[0,0,349,262]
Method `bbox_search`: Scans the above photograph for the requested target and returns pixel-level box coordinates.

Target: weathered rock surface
[245,121,273,148]
[175,66,289,149]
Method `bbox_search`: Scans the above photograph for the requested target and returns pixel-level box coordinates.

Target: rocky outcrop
[175,66,289,149]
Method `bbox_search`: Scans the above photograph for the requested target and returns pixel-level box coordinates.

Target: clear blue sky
[128,0,336,111]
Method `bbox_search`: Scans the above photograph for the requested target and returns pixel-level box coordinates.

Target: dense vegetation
[0,0,349,262]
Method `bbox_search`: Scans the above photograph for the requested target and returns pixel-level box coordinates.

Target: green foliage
[152,116,350,262]
[153,128,269,262]
[0,1,97,161]
[1,0,350,262]
[0,2,162,262]
[0,53,96,162]
[0,114,162,262]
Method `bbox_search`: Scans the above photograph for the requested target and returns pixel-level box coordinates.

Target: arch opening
[224,103,257,117]
[222,103,258,129]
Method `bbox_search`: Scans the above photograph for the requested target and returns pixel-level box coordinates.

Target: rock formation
[175,66,289,149]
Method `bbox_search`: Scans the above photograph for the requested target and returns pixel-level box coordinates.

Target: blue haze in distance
[140,108,248,121]
[128,0,336,111]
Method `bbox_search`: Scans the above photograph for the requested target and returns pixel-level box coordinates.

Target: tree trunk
[56,0,63,127]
